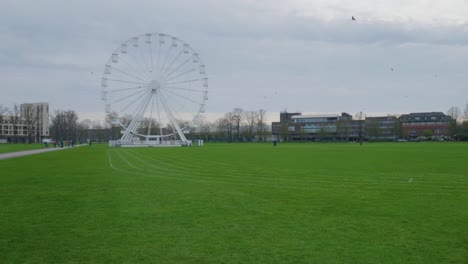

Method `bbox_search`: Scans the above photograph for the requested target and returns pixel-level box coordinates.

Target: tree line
[192,108,269,142]
[3,101,468,143]
[447,104,468,140]
[1,104,270,143]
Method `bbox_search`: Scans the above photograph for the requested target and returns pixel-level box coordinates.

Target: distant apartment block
[272,112,364,141]
[366,116,398,141]
[0,102,49,143]
[272,111,451,141]
[399,112,451,138]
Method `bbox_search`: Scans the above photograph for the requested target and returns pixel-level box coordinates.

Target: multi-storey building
[365,116,398,141]
[272,111,451,142]
[399,112,451,138]
[0,102,49,143]
[272,112,363,141]
[20,102,50,139]
[0,116,30,143]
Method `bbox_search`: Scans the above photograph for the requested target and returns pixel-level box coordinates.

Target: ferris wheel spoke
[163,78,203,86]
[106,85,147,94]
[111,66,149,83]
[155,43,170,80]
[148,40,155,80]
[157,45,175,81]
[124,93,153,140]
[158,50,183,80]
[128,51,152,82]
[109,88,147,105]
[160,86,202,105]
[153,39,167,79]
[119,56,153,82]
[159,92,184,124]
[163,67,196,83]
[119,90,151,114]
[107,78,148,85]
[124,44,152,79]
[160,57,191,81]
[147,94,156,136]
[162,85,204,93]
[164,90,197,119]
[160,92,196,131]
[155,92,164,137]
[135,43,153,80]
[155,41,162,81]
[120,49,146,81]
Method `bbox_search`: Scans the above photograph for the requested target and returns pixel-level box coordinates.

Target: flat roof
[291,114,341,119]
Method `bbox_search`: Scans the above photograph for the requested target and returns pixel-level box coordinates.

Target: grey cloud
[0,0,467,118]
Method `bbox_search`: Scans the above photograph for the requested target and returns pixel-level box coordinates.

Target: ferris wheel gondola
[101,33,208,146]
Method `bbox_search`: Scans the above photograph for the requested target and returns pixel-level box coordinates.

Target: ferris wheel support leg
[160,96,188,144]
[121,93,153,143]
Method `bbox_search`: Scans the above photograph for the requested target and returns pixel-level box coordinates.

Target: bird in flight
[352,16,356,21]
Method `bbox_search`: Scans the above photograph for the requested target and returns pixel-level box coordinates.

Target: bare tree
[105,112,121,140]
[65,111,79,140]
[244,110,259,141]
[355,112,364,145]
[21,104,38,143]
[91,120,108,142]
[389,114,403,141]
[77,119,92,142]
[0,105,6,131]
[9,104,21,143]
[199,121,212,141]
[298,126,308,142]
[50,110,79,141]
[366,119,379,141]
[464,102,468,121]
[447,106,461,137]
[447,106,461,121]
[317,125,328,141]
[336,119,349,141]
[279,121,289,142]
[232,108,244,141]
[215,113,236,141]
[104,111,119,129]
[138,117,160,135]
[257,109,267,142]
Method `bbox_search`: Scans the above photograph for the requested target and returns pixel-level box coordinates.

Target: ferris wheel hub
[149,80,161,93]
[102,33,208,147]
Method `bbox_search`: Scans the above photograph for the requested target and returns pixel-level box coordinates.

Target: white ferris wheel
[101,33,208,146]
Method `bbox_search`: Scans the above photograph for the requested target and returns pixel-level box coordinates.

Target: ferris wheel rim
[104,33,207,67]
[101,32,208,143]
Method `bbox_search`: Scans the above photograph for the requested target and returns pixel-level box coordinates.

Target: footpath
[0,145,85,160]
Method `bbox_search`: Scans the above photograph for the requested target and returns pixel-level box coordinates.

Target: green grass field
[1,143,467,263]
[0,143,45,154]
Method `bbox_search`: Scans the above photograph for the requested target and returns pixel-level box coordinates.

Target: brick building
[399,112,451,138]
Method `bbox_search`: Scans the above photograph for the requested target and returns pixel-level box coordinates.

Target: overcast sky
[1,0,468,122]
